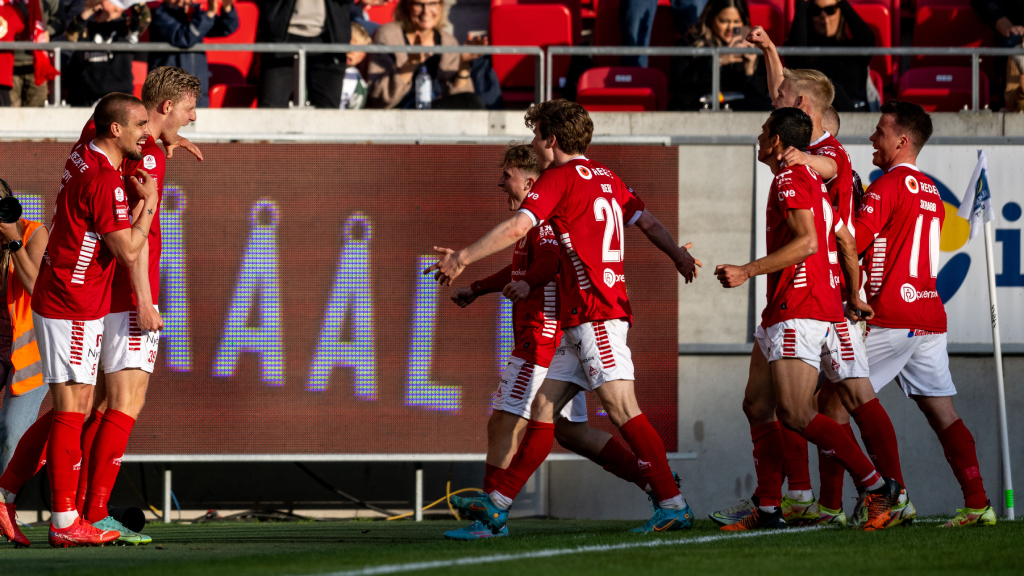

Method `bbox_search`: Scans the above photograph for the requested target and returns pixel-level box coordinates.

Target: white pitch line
[300,526,822,576]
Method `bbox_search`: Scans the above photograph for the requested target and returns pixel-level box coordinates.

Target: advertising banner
[0,142,680,455]
[756,145,1024,344]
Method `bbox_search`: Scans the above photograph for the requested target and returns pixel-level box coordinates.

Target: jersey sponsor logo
[900,282,939,303]
[860,205,874,214]
[909,329,944,337]
[143,155,156,170]
[591,166,613,177]
[115,187,125,202]
[525,191,539,200]
[603,268,625,288]
[920,181,939,195]
[70,150,89,173]
[920,199,937,212]
[778,188,796,201]
[905,175,919,194]
[575,165,593,180]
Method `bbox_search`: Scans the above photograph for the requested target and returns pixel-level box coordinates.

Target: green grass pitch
[2,518,1022,576]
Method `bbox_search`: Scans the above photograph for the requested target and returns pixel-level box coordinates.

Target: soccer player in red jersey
[713,108,901,532]
[443,145,680,539]
[853,101,996,528]
[17,93,157,547]
[427,100,701,534]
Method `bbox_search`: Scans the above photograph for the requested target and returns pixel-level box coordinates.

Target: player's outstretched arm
[129,241,164,331]
[835,224,874,321]
[747,26,783,100]
[424,212,533,286]
[779,148,838,181]
[633,210,702,283]
[715,208,817,288]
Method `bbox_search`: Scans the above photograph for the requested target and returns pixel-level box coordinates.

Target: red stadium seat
[592,0,679,79]
[848,3,892,85]
[208,84,259,108]
[132,60,147,99]
[748,2,786,47]
[363,0,399,24]
[897,66,989,111]
[492,0,582,45]
[204,1,260,86]
[575,66,669,110]
[869,68,884,104]
[913,0,993,68]
[490,4,573,101]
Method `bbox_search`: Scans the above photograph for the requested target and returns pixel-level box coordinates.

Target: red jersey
[32,141,132,320]
[762,165,845,327]
[808,132,855,232]
[518,158,645,327]
[79,120,164,311]
[472,224,561,366]
[855,164,946,333]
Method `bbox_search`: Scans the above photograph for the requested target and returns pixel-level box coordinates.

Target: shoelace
[721,499,753,515]
[736,508,763,529]
[864,493,891,526]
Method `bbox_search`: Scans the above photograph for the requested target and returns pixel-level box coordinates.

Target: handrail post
[711,48,720,111]
[971,52,980,111]
[295,48,307,108]
[544,48,552,102]
[51,47,61,107]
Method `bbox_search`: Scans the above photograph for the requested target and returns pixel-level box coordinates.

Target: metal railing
[548,46,1024,111]
[8,42,1024,110]
[5,41,545,107]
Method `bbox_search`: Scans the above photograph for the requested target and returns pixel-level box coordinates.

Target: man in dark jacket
[972,0,1024,45]
[149,0,240,107]
[64,0,150,107]
[257,0,351,108]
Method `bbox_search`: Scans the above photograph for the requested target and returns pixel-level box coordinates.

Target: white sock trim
[0,488,14,505]
[489,491,513,511]
[786,490,813,502]
[658,495,685,510]
[51,510,79,530]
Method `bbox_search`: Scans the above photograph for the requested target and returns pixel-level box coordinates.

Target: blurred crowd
[0,0,1020,110]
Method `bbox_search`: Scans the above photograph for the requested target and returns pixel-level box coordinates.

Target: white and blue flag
[958,149,996,240]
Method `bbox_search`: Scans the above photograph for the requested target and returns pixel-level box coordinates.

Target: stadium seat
[492,0,582,45]
[847,2,893,85]
[912,0,993,68]
[490,4,573,102]
[132,60,147,99]
[208,84,259,108]
[575,66,668,111]
[869,68,884,104]
[204,1,260,86]
[364,0,399,24]
[748,1,786,47]
[592,0,679,80]
[897,66,989,111]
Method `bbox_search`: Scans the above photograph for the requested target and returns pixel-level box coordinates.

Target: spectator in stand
[668,0,769,110]
[352,0,384,36]
[0,2,26,107]
[784,0,874,111]
[341,21,369,108]
[621,0,709,68]
[63,0,151,107]
[257,0,351,109]
[148,0,239,107]
[365,0,484,109]
[9,0,65,107]
[972,0,1024,109]
[1007,55,1024,111]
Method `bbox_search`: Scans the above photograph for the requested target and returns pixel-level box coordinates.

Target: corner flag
[957,149,995,240]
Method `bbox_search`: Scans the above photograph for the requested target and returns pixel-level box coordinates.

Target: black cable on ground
[294,462,399,517]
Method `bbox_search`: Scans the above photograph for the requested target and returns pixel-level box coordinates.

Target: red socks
[483,463,505,494]
[939,419,988,509]
[47,411,85,514]
[76,409,104,514]
[83,410,135,523]
[780,426,811,491]
[618,414,680,502]
[0,410,53,495]
[593,437,646,490]
[801,414,880,488]
[851,399,905,487]
[750,421,784,507]
[492,420,555,501]
[817,422,854,511]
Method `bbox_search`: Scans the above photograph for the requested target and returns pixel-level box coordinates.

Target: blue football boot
[631,495,695,533]
[444,521,509,540]
[449,492,509,533]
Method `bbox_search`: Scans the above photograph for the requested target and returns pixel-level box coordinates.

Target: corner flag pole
[982,220,1014,520]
